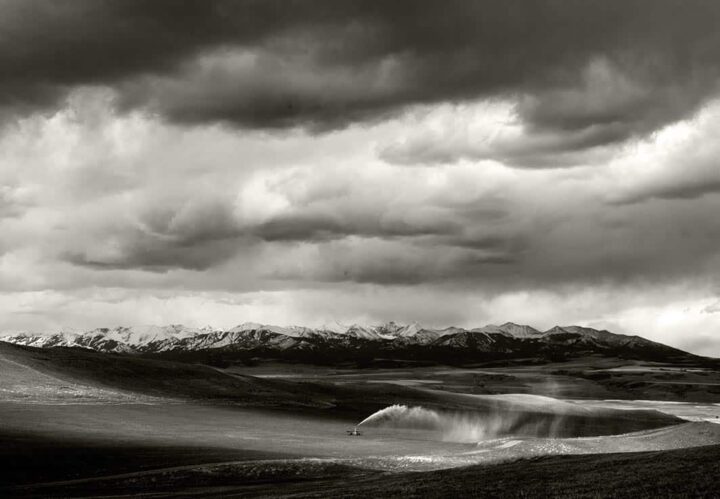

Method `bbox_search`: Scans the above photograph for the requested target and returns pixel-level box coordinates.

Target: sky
[2,1,720,356]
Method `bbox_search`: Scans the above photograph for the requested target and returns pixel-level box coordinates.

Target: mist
[357,404,567,443]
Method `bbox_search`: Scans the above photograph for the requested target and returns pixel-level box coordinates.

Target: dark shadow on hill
[6,443,720,498]
[0,428,294,488]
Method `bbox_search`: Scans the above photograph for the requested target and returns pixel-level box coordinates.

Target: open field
[229,357,720,403]
[2,342,720,497]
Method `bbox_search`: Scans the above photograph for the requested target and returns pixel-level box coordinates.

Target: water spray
[356,403,569,443]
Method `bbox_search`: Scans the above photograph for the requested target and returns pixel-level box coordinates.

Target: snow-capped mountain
[0,325,216,353]
[0,321,693,363]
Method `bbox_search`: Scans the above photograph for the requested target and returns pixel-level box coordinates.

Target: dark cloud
[62,206,468,273]
[266,239,518,286]
[617,177,720,205]
[63,236,241,272]
[440,234,526,253]
[2,0,720,151]
[703,302,720,314]
[62,199,246,272]
[0,187,24,219]
[254,212,462,242]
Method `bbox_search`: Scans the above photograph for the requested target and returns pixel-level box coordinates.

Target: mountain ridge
[0,321,700,364]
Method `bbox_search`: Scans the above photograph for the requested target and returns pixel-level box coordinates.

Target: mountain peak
[475,322,542,338]
[374,321,424,338]
[319,321,350,334]
[0,321,696,363]
[545,325,569,334]
[232,322,265,331]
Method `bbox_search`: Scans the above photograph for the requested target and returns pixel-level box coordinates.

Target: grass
[5,444,720,498]
[256,444,720,498]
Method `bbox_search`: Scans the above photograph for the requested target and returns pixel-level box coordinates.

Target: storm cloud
[2,1,720,147]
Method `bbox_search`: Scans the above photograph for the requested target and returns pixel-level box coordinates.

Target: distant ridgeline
[0,322,699,366]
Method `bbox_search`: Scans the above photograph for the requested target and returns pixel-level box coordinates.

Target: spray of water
[357,403,568,443]
[358,404,441,429]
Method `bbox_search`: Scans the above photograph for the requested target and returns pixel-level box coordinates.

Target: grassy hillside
[5,443,720,498]
[269,444,720,498]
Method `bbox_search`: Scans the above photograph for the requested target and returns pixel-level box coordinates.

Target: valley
[1,328,720,497]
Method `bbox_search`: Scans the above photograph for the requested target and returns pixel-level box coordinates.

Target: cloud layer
[1,2,720,355]
[3,2,720,141]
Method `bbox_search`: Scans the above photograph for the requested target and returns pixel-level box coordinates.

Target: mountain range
[0,321,697,365]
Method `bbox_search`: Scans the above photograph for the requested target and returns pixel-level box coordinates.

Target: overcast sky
[2,1,720,355]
